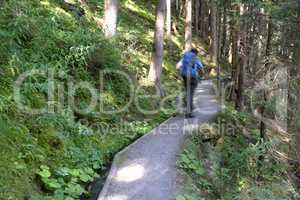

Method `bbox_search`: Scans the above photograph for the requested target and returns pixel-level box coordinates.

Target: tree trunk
[221,1,228,59]
[229,4,239,101]
[235,5,245,111]
[210,0,218,62]
[180,0,185,17]
[260,18,273,140]
[103,0,119,37]
[195,0,200,34]
[148,0,166,97]
[185,0,192,51]
[217,3,222,92]
[260,93,267,140]
[247,6,257,76]
[265,20,272,59]
[166,0,171,38]
[235,56,244,111]
[217,3,222,62]
[200,0,208,38]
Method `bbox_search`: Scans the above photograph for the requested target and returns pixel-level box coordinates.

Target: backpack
[180,52,197,78]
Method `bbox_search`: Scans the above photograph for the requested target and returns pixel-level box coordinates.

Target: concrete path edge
[97,116,176,200]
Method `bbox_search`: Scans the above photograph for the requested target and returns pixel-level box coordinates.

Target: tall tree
[210,0,218,59]
[260,18,273,140]
[200,0,208,38]
[195,0,200,33]
[221,0,228,58]
[148,0,166,97]
[229,4,240,101]
[166,0,172,38]
[209,0,221,91]
[103,0,119,37]
[234,4,245,111]
[185,0,192,51]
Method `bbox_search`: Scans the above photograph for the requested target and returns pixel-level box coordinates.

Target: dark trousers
[182,76,198,115]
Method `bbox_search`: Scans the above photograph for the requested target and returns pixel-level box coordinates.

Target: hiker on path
[176,48,204,118]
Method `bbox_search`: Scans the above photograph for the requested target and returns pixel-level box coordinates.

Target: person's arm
[195,59,204,70]
[176,59,183,71]
[195,59,204,75]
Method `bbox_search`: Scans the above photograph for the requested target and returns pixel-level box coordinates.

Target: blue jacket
[178,51,203,78]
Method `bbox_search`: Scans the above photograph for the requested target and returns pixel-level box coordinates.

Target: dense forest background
[0,0,299,199]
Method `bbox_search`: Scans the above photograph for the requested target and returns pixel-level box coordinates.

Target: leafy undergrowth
[177,106,300,200]
[0,0,192,199]
[0,0,216,198]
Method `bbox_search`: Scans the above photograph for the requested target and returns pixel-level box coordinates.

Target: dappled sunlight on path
[115,163,145,183]
[98,81,220,200]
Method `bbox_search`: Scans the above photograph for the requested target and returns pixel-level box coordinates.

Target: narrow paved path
[97,81,220,200]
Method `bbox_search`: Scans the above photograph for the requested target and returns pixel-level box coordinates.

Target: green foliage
[36,165,98,199]
[218,106,253,126]
[177,149,205,176]
[177,105,296,199]
[176,194,205,200]
[0,0,178,199]
[176,143,215,199]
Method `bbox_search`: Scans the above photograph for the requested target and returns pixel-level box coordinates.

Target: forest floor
[96,81,220,200]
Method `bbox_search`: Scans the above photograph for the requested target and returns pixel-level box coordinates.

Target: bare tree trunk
[235,5,245,111]
[200,0,208,38]
[235,56,244,111]
[217,3,222,91]
[221,1,228,58]
[229,4,239,101]
[103,0,119,37]
[216,6,223,62]
[180,0,185,17]
[199,0,203,36]
[166,0,171,38]
[260,19,273,139]
[265,19,273,59]
[210,0,218,61]
[260,92,267,140]
[195,0,200,34]
[248,6,257,76]
[148,0,166,97]
[185,0,192,51]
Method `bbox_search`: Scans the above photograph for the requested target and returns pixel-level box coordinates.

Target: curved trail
[97,81,221,200]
